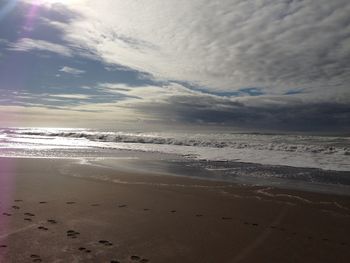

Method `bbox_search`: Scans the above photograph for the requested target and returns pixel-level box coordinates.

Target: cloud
[8,37,72,56]
[59,66,85,75]
[103,83,350,131]
[0,104,135,128]
[49,93,89,99]
[42,0,350,97]
[0,38,9,45]
[1,0,349,131]
[2,80,349,131]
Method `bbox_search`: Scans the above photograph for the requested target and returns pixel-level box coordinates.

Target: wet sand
[0,157,350,263]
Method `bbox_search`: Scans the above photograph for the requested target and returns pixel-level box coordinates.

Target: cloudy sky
[0,0,349,132]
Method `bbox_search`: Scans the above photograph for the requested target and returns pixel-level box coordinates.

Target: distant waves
[0,128,349,171]
[7,128,350,155]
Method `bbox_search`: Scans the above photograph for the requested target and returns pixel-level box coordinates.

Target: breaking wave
[8,129,350,156]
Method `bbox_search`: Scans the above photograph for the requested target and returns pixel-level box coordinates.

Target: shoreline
[0,154,349,196]
[89,157,350,196]
[0,157,350,262]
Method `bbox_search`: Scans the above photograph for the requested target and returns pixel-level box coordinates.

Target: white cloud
[42,0,350,96]
[0,38,9,45]
[3,0,349,130]
[8,37,72,56]
[49,93,90,99]
[59,66,85,75]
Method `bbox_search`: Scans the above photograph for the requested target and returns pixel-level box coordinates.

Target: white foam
[0,128,349,171]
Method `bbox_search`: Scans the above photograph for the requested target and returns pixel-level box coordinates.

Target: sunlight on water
[0,127,349,171]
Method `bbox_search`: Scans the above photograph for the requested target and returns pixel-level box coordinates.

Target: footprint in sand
[221,217,232,220]
[14,199,23,202]
[38,226,48,231]
[24,218,32,222]
[110,260,120,263]
[91,204,100,207]
[170,210,176,213]
[130,256,149,262]
[12,205,20,210]
[30,254,42,262]
[2,213,11,216]
[24,212,35,217]
[47,219,57,224]
[67,230,80,239]
[78,247,91,253]
[243,221,259,227]
[66,202,76,205]
[99,240,113,246]
[39,201,47,204]
[0,245,7,248]
[118,205,127,208]
[143,208,150,211]
[195,214,203,217]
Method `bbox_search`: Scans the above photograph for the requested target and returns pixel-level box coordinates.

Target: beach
[1,0,350,261]
[1,0,349,261]
[0,157,349,263]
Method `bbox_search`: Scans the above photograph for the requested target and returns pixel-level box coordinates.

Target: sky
[0,0,349,132]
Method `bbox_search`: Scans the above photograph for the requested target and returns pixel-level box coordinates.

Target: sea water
[0,127,349,194]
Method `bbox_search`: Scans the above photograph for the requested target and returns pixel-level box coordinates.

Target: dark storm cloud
[131,92,350,132]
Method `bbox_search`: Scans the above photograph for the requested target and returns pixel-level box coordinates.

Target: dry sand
[0,157,350,263]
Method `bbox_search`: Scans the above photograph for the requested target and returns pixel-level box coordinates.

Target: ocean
[1,127,349,194]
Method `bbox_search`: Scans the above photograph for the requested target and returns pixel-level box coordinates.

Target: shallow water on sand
[0,127,349,195]
[77,157,350,196]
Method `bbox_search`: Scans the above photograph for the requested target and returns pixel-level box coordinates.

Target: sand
[0,157,350,263]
